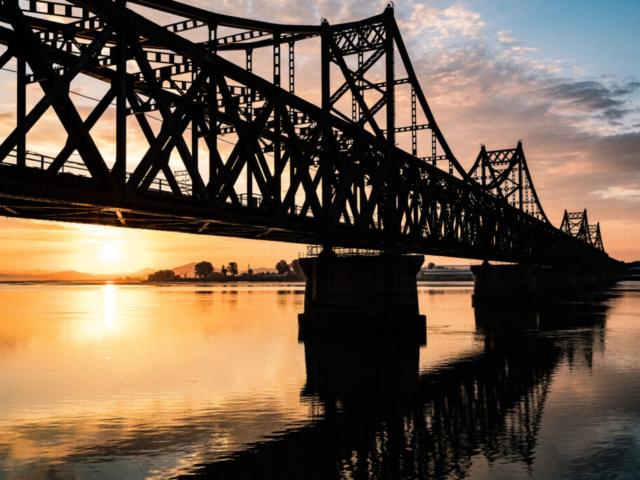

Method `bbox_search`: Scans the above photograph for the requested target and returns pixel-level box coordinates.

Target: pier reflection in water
[185,291,616,479]
[1,284,639,479]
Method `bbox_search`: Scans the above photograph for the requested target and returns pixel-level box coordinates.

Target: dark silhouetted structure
[0,1,618,268]
[0,1,623,327]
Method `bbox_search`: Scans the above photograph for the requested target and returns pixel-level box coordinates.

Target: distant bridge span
[0,0,621,269]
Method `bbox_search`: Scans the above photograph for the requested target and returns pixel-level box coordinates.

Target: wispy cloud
[399,3,486,41]
[593,186,640,202]
[542,80,640,122]
[497,30,520,45]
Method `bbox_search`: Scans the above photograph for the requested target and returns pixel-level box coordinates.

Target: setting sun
[99,242,123,266]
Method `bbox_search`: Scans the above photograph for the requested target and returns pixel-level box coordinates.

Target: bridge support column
[298,251,426,339]
[577,269,624,289]
[596,270,625,286]
[539,267,578,297]
[471,262,539,306]
[576,269,597,289]
[472,262,623,309]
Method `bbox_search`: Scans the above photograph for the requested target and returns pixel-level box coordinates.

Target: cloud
[399,3,486,40]
[497,30,520,45]
[542,80,640,122]
[593,186,640,202]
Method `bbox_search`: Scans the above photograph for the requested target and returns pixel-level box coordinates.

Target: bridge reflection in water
[180,293,612,479]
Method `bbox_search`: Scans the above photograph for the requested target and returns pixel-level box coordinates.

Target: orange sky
[0,1,638,274]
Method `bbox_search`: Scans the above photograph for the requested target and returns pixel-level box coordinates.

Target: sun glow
[99,242,124,266]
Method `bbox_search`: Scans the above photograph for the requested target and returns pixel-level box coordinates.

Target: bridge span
[0,0,624,330]
[0,0,619,267]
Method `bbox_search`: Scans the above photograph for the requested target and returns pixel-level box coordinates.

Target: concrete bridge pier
[298,251,426,340]
[539,267,578,297]
[575,269,623,288]
[470,262,540,306]
[472,262,622,306]
[576,269,597,289]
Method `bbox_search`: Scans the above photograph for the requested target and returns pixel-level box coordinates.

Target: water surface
[0,282,639,479]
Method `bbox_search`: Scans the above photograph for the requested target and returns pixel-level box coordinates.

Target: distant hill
[166,262,274,277]
[38,270,100,281]
[250,267,274,274]
[0,267,156,282]
[129,267,156,277]
[0,262,281,282]
[25,269,54,276]
[172,262,197,277]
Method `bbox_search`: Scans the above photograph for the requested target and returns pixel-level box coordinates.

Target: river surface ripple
[0,282,639,479]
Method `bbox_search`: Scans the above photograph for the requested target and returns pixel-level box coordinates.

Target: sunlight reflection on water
[103,284,116,329]
[0,282,638,479]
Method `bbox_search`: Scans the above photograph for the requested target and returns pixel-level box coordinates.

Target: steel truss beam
[0,0,620,270]
[469,141,550,224]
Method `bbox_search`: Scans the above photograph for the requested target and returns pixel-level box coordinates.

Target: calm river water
[1,282,639,479]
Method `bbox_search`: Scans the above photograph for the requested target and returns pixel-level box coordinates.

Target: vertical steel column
[351,51,363,123]
[246,48,253,118]
[385,6,397,237]
[431,130,436,166]
[245,48,253,204]
[113,19,127,185]
[359,167,366,226]
[512,168,516,207]
[273,33,281,87]
[411,86,417,157]
[385,14,395,147]
[481,145,487,187]
[246,145,253,206]
[273,32,281,205]
[208,24,218,192]
[191,108,198,197]
[288,41,294,94]
[518,141,524,211]
[351,86,356,122]
[321,20,331,219]
[16,56,25,168]
[287,42,294,210]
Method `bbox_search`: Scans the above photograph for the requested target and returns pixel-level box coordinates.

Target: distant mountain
[0,267,156,282]
[171,262,197,277]
[164,263,275,276]
[25,269,54,275]
[250,267,274,274]
[0,262,281,282]
[38,270,99,281]
[129,267,156,277]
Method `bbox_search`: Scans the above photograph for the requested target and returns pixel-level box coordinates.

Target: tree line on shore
[147,259,305,282]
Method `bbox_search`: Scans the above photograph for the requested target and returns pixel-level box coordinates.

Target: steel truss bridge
[0,0,620,269]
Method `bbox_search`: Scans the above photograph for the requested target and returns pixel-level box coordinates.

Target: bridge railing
[5,150,88,176]
[3,148,197,196]
[300,245,383,258]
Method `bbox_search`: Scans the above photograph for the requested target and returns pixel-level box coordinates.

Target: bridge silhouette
[0,0,620,270]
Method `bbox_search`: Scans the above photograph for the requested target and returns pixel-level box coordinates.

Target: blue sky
[469,0,640,78]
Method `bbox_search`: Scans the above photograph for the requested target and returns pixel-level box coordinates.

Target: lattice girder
[0,0,617,269]
[468,141,550,224]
